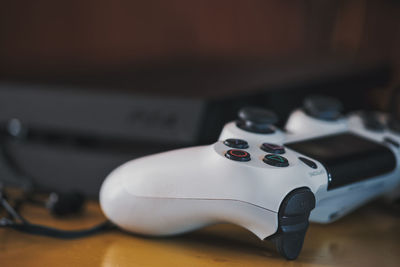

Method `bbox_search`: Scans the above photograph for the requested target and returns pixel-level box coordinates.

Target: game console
[100,96,400,260]
[0,58,392,196]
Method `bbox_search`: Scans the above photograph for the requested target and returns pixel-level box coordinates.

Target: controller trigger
[268,187,315,260]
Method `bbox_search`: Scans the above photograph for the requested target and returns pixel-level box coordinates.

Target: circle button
[223,139,249,149]
[263,154,289,167]
[225,149,251,162]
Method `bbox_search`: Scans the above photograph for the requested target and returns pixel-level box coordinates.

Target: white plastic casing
[100,110,400,241]
[285,109,348,138]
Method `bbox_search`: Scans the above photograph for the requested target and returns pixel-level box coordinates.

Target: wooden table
[1,198,399,267]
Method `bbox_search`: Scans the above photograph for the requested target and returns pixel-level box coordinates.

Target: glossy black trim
[285,133,397,190]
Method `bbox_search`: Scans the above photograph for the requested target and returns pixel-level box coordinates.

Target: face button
[225,149,251,162]
[223,138,249,149]
[384,137,400,148]
[236,107,278,134]
[298,157,317,169]
[263,154,289,167]
[261,143,285,154]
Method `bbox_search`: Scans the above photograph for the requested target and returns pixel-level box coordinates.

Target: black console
[0,58,393,196]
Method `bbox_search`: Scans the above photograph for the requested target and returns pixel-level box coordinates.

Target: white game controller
[100,96,400,260]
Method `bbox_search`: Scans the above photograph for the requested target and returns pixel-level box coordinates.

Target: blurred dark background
[0,0,399,196]
[1,1,399,82]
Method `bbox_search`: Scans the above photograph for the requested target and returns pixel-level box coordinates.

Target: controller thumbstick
[388,116,400,134]
[237,107,278,134]
[303,96,343,121]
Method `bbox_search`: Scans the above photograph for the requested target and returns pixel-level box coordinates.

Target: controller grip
[268,187,315,260]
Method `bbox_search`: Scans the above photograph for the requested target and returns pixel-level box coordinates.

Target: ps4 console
[0,59,392,196]
[100,96,400,260]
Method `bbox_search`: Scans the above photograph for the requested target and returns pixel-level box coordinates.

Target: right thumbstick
[303,96,343,121]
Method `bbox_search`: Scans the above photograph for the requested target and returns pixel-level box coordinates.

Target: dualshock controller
[100,96,400,260]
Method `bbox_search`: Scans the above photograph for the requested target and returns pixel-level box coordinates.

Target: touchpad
[285,133,396,190]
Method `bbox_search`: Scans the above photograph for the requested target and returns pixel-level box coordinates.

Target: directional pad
[263,154,289,167]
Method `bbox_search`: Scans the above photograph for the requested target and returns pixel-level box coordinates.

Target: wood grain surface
[0,197,399,267]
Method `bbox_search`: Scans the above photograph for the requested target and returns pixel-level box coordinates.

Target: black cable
[0,194,28,223]
[0,122,116,239]
[5,220,114,239]
[0,137,36,193]
[0,188,115,238]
